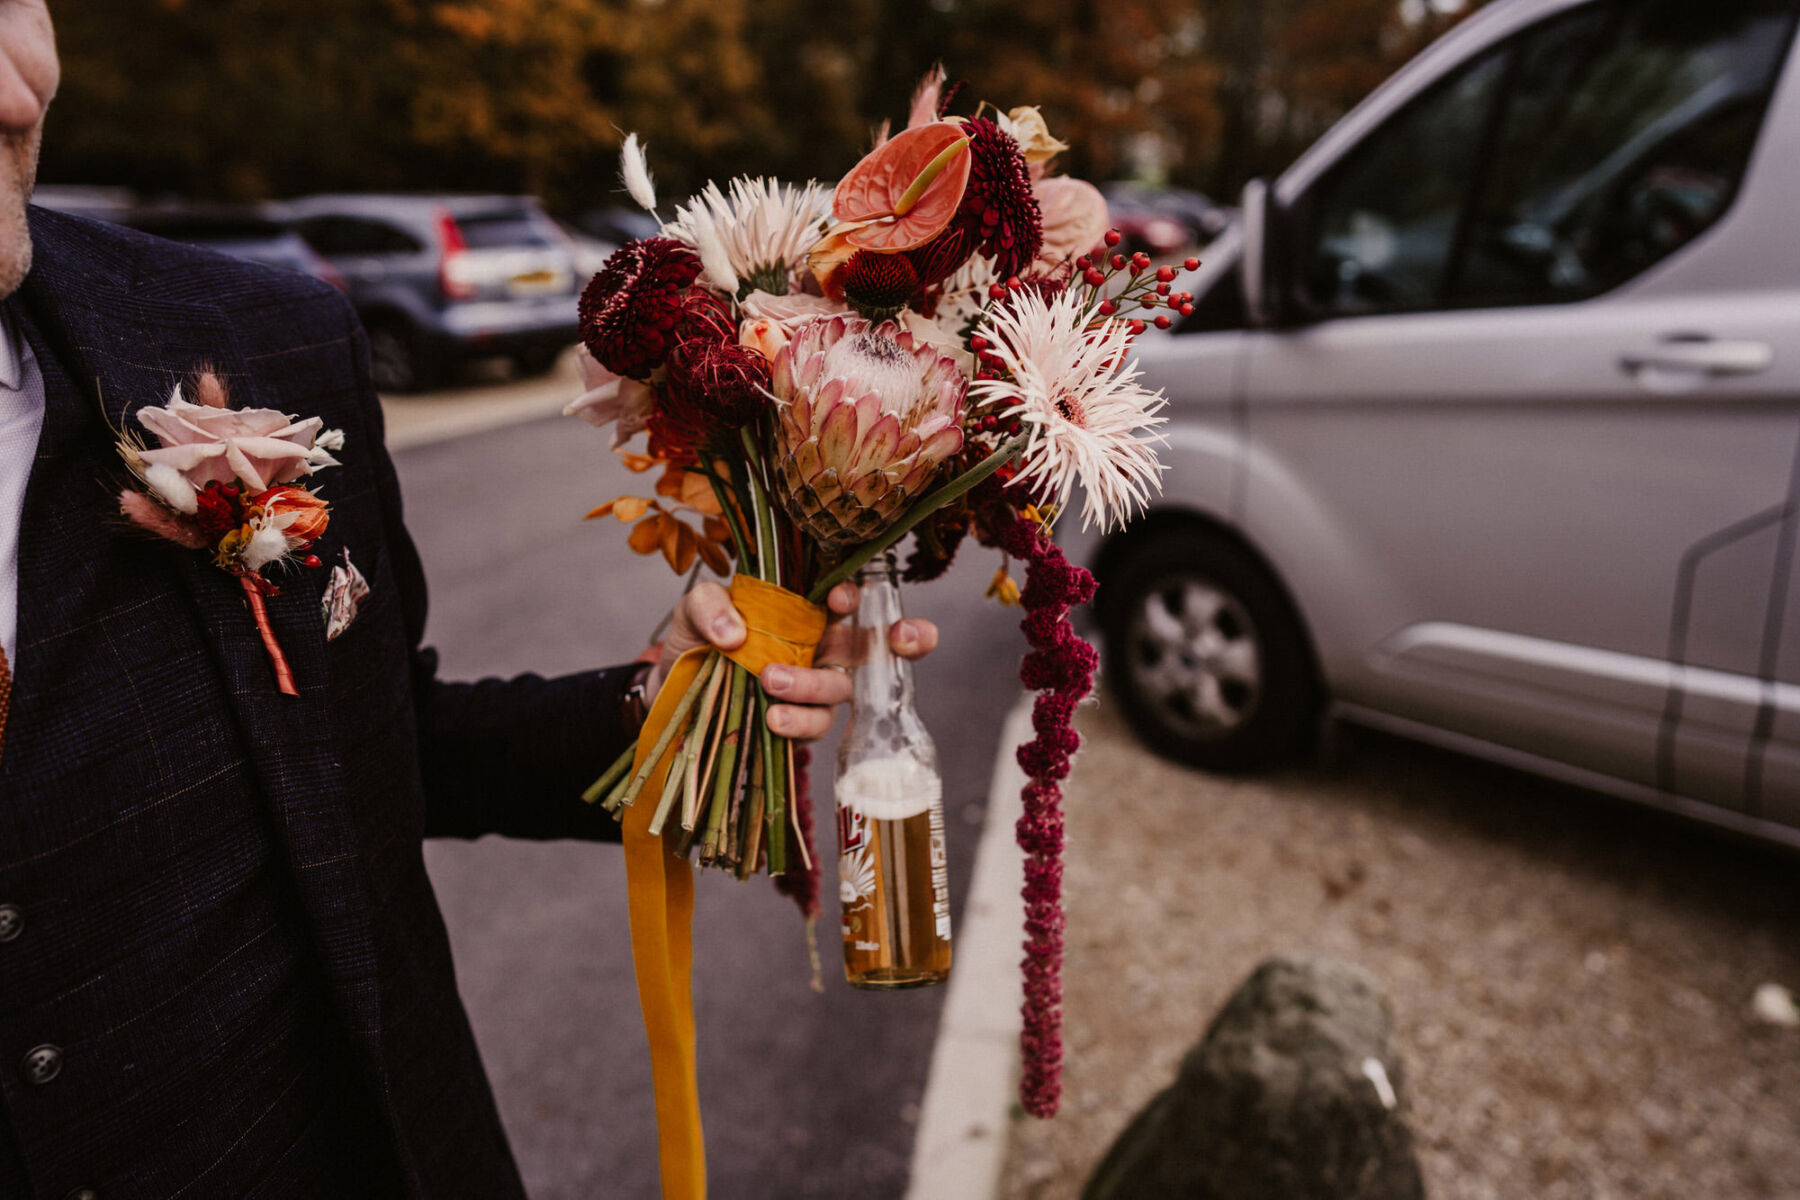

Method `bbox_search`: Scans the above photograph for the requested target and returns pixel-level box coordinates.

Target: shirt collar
[0,304,21,393]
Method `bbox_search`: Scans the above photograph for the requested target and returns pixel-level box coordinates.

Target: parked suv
[283,194,581,392]
[1061,0,1800,847]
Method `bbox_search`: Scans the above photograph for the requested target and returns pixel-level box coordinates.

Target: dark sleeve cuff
[417,652,638,842]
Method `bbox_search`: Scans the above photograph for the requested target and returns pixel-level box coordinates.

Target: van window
[1452,0,1797,306]
[297,216,423,257]
[1294,48,1510,318]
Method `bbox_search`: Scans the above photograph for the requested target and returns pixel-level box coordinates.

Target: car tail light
[436,208,477,301]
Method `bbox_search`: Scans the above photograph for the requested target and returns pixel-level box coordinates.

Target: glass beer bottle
[835,553,952,990]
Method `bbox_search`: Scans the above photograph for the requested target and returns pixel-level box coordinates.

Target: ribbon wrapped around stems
[622,574,827,1199]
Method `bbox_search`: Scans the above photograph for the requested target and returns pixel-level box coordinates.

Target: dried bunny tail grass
[119,488,209,550]
[192,367,230,409]
[620,133,657,213]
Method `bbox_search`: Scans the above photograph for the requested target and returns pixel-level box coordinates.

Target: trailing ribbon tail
[622,575,828,1200]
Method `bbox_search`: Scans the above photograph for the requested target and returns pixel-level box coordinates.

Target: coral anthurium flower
[833,122,973,253]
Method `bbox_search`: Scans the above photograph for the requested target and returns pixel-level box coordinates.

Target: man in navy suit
[0,5,937,1196]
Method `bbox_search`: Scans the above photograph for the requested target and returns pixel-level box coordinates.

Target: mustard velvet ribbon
[623,575,829,1200]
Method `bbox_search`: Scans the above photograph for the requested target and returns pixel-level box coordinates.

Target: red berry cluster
[1075,229,1200,332]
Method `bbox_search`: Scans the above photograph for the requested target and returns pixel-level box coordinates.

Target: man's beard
[0,127,41,300]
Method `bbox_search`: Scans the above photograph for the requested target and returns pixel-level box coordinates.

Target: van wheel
[1100,528,1320,769]
[366,321,437,393]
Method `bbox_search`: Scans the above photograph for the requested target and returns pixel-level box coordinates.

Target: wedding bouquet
[568,69,1179,1192]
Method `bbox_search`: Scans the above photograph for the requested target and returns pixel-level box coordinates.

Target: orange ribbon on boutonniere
[112,369,345,695]
[621,574,827,1200]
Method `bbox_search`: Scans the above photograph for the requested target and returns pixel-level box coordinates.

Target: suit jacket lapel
[15,208,384,1042]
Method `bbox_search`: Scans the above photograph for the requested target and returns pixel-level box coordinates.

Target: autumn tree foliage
[40,0,1489,211]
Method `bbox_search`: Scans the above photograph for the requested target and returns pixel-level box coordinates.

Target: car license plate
[509,269,560,295]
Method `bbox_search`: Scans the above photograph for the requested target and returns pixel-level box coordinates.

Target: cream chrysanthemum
[664,177,831,299]
[972,289,1167,532]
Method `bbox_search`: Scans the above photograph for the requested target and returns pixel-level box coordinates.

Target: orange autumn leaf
[662,517,698,573]
[655,467,685,500]
[702,515,733,544]
[679,470,722,515]
[696,536,731,576]
[619,451,660,474]
[587,495,652,522]
[628,514,665,555]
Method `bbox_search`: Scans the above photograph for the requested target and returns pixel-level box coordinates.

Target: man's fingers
[670,580,745,652]
[766,702,835,742]
[761,663,852,707]
[890,618,938,659]
[826,581,859,616]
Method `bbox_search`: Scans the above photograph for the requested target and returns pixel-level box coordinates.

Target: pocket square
[322,549,371,641]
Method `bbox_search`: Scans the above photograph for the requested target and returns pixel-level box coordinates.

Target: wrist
[621,661,655,736]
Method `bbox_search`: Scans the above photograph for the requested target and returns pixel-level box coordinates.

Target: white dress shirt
[0,305,46,666]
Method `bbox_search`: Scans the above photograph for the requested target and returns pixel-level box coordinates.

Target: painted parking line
[905,693,1032,1200]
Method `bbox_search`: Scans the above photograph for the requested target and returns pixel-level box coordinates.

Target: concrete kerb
[905,692,1034,1200]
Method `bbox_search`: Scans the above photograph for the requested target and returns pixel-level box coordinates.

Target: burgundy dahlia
[909,118,1043,289]
[578,238,703,379]
[666,336,772,430]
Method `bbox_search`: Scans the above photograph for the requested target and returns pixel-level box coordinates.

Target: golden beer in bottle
[836,555,952,990]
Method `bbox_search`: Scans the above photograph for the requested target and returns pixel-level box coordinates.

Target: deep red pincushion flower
[843,250,920,321]
[666,335,772,430]
[578,238,703,379]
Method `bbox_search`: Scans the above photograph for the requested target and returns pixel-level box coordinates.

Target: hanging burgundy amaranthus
[1000,511,1096,1118]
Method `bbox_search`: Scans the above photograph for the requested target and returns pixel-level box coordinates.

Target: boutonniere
[113,369,345,696]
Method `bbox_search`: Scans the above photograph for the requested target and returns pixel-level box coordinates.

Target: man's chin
[0,130,41,300]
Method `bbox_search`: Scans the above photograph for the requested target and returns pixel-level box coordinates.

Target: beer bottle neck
[850,556,914,714]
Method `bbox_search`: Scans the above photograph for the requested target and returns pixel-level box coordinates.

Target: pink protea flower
[769,315,967,550]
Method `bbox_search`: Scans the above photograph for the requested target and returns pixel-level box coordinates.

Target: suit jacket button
[0,905,20,943]
[21,1044,62,1085]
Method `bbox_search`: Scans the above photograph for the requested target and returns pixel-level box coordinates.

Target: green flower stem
[582,741,637,806]
[737,731,766,881]
[739,426,780,587]
[685,658,731,830]
[704,663,749,860]
[699,466,752,569]
[806,433,1028,604]
[611,652,717,813]
[762,717,786,874]
[647,732,692,836]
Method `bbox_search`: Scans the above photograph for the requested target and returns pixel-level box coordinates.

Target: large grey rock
[1083,954,1425,1200]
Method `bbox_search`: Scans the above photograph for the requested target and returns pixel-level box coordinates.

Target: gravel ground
[999,704,1800,1200]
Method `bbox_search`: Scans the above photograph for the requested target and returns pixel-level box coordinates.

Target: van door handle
[1620,338,1773,378]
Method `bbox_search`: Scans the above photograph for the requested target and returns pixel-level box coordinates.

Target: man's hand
[647,581,939,742]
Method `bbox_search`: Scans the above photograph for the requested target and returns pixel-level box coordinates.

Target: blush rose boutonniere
[115,369,345,695]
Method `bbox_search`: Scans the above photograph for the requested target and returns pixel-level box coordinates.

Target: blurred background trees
[42,0,1488,212]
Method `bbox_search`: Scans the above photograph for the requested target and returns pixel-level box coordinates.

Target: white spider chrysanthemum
[972,288,1168,532]
[663,177,831,298]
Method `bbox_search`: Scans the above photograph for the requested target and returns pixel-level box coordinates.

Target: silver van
[1062,0,1800,848]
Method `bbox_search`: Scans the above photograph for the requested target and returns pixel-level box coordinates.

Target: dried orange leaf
[702,515,733,544]
[628,515,664,555]
[619,451,660,474]
[656,467,686,500]
[672,521,699,574]
[585,500,616,521]
[697,537,731,575]
[613,496,653,522]
[680,471,722,514]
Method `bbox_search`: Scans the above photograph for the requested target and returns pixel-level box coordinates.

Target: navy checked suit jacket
[0,206,635,1196]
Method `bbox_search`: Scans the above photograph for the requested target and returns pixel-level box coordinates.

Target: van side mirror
[1240,178,1285,327]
